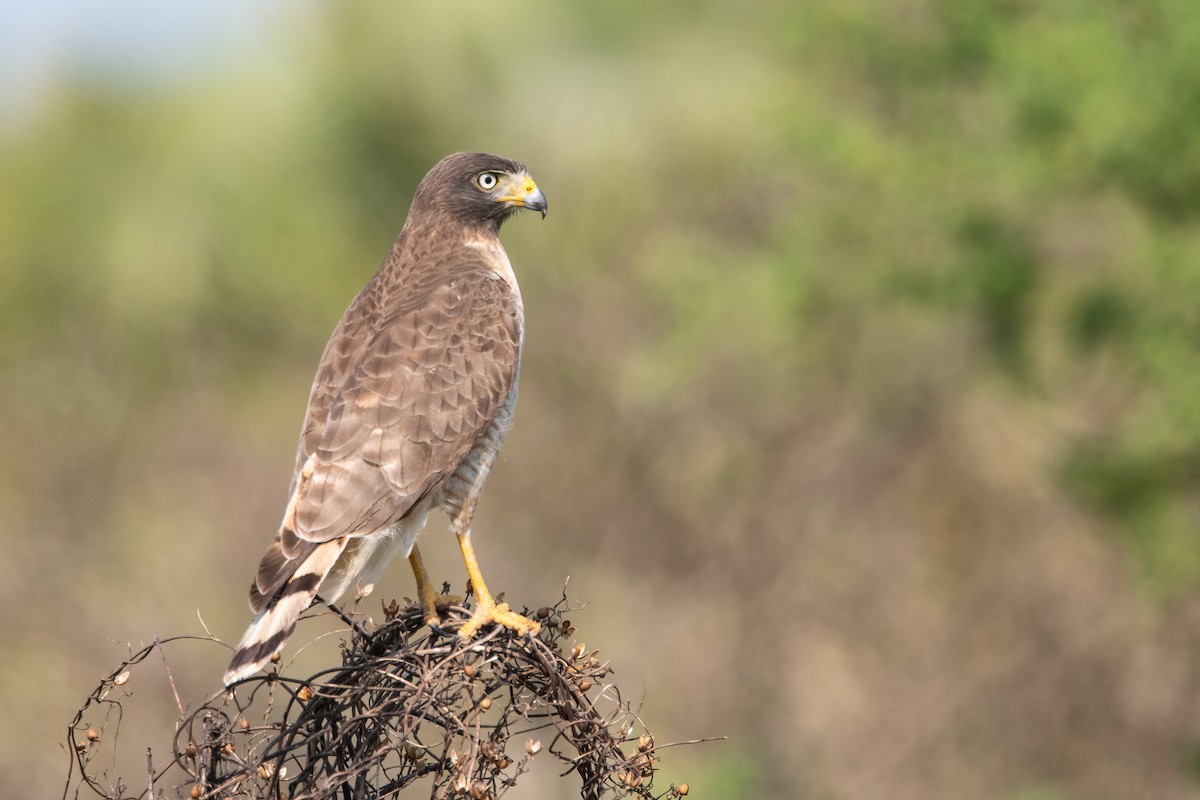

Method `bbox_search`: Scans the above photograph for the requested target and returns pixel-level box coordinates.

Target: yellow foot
[418,593,463,627]
[458,596,541,639]
[409,545,463,627]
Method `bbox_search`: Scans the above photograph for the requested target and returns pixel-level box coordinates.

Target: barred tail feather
[224,537,347,686]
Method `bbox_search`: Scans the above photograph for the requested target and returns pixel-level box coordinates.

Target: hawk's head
[410,152,547,231]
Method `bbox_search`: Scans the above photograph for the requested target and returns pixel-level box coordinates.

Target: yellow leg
[408,545,459,627]
[456,531,540,639]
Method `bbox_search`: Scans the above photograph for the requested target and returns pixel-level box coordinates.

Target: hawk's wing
[249,264,521,611]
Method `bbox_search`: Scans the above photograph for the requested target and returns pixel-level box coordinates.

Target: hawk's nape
[224,152,546,686]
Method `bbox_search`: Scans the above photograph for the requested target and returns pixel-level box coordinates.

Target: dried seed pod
[238,718,250,731]
[638,733,654,752]
[525,738,541,756]
[190,785,202,799]
[571,643,586,660]
[112,670,130,686]
[464,663,477,678]
[677,783,690,795]
[578,679,592,691]
[471,782,489,799]
[536,607,551,619]
[479,696,493,710]
[221,743,235,755]
[270,652,282,664]
[185,741,198,759]
[297,685,313,702]
[86,728,100,742]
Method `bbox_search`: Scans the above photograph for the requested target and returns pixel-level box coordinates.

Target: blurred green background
[5,0,1200,797]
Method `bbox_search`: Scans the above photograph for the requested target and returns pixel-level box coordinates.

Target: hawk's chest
[464,237,525,345]
[434,237,523,528]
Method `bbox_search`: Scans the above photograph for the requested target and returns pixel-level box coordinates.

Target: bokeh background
[5,0,1200,797]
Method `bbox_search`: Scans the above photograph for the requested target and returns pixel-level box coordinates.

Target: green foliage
[955,211,1039,377]
[771,0,1200,596]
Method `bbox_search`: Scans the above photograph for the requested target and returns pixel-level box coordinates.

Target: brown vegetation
[66,595,700,799]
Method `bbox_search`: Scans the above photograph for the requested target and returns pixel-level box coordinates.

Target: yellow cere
[500,176,538,204]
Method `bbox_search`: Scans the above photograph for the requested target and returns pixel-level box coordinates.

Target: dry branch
[65,594,695,799]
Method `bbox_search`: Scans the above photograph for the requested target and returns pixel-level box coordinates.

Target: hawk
[224,152,546,686]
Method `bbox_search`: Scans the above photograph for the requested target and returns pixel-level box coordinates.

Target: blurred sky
[0,0,291,125]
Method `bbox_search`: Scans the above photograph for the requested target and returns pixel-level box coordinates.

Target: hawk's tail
[223,538,347,686]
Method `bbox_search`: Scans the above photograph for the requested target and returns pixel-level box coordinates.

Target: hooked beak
[498,174,548,218]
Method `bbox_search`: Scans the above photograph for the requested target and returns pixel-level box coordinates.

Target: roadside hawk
[224,152,546,685]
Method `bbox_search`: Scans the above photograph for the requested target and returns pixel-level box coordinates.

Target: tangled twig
[65,593,698,799]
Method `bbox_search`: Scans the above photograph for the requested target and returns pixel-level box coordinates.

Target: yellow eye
[476,172,500,190]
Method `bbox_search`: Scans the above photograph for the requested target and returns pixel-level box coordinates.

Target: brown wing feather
[249,261,520,606]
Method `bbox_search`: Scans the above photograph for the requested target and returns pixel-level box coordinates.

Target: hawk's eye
[476,172,500,190]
